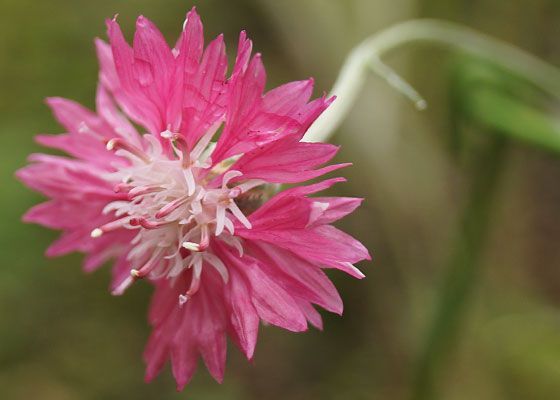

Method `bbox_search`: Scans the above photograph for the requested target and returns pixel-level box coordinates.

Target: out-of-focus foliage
[1,0,559,399]
[450,58,560,156]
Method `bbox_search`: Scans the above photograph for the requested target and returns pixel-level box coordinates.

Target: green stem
[412,137,507,400]
[304,19,560,143]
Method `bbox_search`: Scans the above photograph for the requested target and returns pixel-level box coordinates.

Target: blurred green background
[1,0,560,399]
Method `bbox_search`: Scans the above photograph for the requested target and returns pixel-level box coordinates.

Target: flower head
[16,8,370,389]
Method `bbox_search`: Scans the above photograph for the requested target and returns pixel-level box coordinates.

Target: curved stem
[303,19,560,143]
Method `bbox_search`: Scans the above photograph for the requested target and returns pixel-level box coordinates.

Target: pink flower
[16,8,370,390]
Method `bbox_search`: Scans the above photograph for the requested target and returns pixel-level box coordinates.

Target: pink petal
[292,95,335,139]
[230,30,252,80]
[236,178,370,267]
[23,201,65,229]
[45,230,88,257]
[264,177,346,201]
[248,242,343,314]
[35,133,117,167]
[321,261,366,279]
[313,225,371,262]
[218,248,259,359]
[228,138,347,184]
[23,200,104,230]
[261,79,314,117]
[16,155,117,200]
[107,16,162,133]
[180,35,228,147]
[239,226,370,267]
[246,177,346,228]
[307,197,364,227]
[94,38,120,92]
[95,84,141,147]
[211,54,267,162]
[167,8,205,132]
[197,321,227,383]
[143,327,171,383]
[170,330,199,391]
[297,300,323,330]
[133,16,174,91]
[220,249,307,332]
[45,97,109,138]
[176,7,204,75]
[162,278,201,389]
[194,274,228,383]
[109,249,135,293]
[83,247,112,273]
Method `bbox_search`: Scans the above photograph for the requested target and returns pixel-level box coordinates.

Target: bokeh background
[1,0,560,399]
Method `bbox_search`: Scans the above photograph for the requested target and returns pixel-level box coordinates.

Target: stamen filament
[127,184,163,200]
[181,225,209,252]
[91,218,129,237]
[113,183,134,193]
[106,138,150,162]
[156,195,189,219]
[178,267,203,307]
[129,248,164,278]
[137,218,172,230]
[160,131,191,168]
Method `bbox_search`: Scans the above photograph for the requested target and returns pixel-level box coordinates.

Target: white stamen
[99,118,274,300]
[182,242,200,252]
[156,194,189,219]
[143,134,163,154]
[215,205,226,236]
[191,121,222,160]
[220,234,243,256]
[222,170,243,186]
[235,179,266,193]
[160,129,173,139]
[183,168,196,196]
[106,138,150,162]
[192,255,203,278]
[205,252,229,283]
[228,201,252,229]
[191,198,202,215]
[91,228,103,238]
[223,217,235,235]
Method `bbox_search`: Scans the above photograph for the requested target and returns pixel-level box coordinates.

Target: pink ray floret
[16,8,370,390]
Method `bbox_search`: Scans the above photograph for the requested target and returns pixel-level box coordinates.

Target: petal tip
[143,373,154,384]
[136,14,149,28]
[21,209,35,224]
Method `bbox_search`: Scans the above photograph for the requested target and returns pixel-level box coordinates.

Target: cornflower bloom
[16,8,370,389]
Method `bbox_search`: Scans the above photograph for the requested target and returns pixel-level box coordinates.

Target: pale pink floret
[16,8,370,390]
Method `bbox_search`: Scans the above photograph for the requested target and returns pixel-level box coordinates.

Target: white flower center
[92,126,265,302]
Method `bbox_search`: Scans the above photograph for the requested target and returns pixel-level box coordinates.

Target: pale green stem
[303,19,560,143]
